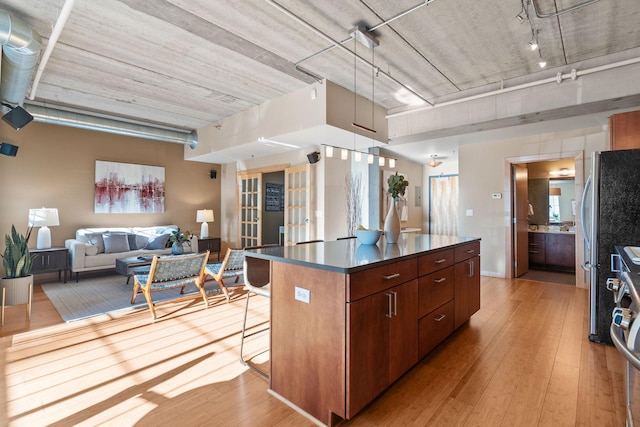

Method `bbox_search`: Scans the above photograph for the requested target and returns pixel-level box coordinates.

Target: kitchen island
[246,234,481,426]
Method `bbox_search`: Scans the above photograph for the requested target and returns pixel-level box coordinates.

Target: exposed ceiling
[1,0,640,164]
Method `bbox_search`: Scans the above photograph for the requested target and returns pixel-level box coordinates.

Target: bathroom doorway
[506,151,587,288]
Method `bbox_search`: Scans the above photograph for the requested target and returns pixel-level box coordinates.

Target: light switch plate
[295,286,310,304]
[492,193,502,199]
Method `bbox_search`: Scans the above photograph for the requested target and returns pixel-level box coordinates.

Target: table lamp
[28,207,60,249]
[196,209,214,238]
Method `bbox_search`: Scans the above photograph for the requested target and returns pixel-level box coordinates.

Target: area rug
[42,274,244,322]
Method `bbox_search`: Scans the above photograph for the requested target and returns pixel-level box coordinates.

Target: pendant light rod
[265,0,432,105]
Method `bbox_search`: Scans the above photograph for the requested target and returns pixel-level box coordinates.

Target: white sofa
[65,225,198,281]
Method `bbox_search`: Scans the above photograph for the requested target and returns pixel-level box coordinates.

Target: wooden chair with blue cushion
[131,251,210,321]
[204,248,245,302]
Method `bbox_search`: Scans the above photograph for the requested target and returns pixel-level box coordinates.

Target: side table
[198,237,221,261]
[31,247,69,283]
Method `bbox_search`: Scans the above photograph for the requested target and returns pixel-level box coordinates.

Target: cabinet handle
[466,249,475,254]
[434,277,446,284]
[434,314,446,322]
[383,273,400,280]
[468,260,474,277]
[434,258,447,264]
[392,291,397,317]
[530,243,539,247]
[386,293,393,318]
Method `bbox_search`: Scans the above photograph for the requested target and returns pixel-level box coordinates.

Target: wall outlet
[295,286,310,304]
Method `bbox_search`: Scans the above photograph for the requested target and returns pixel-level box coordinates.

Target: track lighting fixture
[529,39,538,50]
[537,49,547,68]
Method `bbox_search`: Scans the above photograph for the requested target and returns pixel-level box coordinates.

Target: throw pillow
[85,232,105,253]
[134,234,150,249]
[127,233,138,250]
[85,245,99,256]
[144,233,170,250]
[103,233,131,254]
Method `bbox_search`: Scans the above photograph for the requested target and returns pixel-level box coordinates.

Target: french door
[428,174,459,235]
[238,172,262,248]
[284,164,311,245]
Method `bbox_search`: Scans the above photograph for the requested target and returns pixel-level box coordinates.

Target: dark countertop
[245,234,480,274]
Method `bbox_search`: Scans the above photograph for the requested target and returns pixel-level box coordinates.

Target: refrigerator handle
[581,174,592,250]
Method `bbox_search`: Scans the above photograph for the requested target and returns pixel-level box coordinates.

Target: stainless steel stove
[609,269,640,426]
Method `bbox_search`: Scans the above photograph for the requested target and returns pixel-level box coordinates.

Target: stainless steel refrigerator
[582,149,640,345]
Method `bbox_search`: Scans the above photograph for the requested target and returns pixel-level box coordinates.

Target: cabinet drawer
[348,258,417,302]
[454,241,480,263]
[418,249,454,276]
[419,300,454,358]
[418,266,454,317]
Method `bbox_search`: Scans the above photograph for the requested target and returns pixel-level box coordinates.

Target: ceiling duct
[0,12,42,108]
[26,104,198,148]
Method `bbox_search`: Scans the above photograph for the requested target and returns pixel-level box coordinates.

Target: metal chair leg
[240,291,269,378]
[1,287,5,327]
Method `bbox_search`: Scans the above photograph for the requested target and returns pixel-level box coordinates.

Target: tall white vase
[384,198,401,243]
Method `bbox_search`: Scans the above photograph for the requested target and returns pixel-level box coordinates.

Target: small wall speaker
[210,170,217,179]
[0,142,19,157]
[2,105,33,130]
[307,151,320,164]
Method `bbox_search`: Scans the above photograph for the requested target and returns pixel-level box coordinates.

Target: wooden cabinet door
[545,233,575,269]
[610,110,640,150]
[454,255,480,329]
[468,256,481,317]
[347,291,389,417]
[389,279,418,383]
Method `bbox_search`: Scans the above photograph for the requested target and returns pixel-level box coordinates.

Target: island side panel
[270,261,347,424]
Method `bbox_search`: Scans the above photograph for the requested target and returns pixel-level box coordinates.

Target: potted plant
[169,230,192,255]
[1,225,34,307]
[384,172,409,243]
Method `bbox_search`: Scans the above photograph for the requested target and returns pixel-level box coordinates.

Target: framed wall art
[95,160,165,213]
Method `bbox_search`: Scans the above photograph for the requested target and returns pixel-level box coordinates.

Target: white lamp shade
[29,208,59,249]
[196,209,214,223]
[28,208,59,227]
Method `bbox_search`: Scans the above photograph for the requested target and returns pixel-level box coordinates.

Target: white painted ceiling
[2,0,639,164]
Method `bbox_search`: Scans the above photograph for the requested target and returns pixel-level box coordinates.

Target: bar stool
[240,251,271,378]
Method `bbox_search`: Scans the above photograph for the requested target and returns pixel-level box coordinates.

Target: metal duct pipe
[0,13,42,107]
[26,105,198,148]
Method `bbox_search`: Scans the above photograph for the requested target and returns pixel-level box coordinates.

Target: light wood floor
[0,274,626,426]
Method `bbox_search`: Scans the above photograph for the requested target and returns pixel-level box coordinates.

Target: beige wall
[0,121,220,269]
[458,126,608,279]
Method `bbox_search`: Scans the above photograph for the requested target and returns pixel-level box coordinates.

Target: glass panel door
[238,172,262,248]
[284,164,310,245]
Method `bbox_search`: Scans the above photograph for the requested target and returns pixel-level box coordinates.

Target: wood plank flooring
[0,274,626,426]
